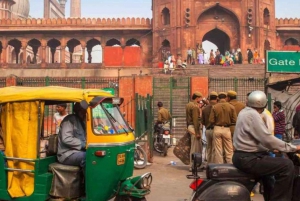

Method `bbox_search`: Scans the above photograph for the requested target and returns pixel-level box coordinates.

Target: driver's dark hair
[157,101,163,107]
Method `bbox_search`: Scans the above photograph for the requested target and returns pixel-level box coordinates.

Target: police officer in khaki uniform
[227,90,245,136]
[209,92,237,164]
[201,91,218,163]
[155,102,172,133]
[186,92,203,171]
[156,102,172,124]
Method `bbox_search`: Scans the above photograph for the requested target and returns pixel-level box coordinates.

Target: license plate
[163,134,170,139]
[117,153,125,165]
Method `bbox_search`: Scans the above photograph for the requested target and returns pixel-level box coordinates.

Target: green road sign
[266,51,300,73]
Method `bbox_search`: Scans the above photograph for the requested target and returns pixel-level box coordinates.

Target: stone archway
[203,29,230,54]
[197,5,240,54]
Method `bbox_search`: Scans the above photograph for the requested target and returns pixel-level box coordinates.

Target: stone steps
[151,64,266,78]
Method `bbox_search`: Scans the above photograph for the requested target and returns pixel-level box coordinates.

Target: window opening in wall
[161,7,170,25]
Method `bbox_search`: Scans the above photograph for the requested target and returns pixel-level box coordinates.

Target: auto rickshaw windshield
[92,103,131,135]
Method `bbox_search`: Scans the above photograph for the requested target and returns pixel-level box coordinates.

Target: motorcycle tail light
[164,130,170,134]
[189,179,203,190]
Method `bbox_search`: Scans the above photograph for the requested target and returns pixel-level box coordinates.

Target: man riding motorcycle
[233,91,300,201]
[154,102,172,133]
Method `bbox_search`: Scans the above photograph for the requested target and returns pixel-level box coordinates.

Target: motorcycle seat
[207,164,256,180]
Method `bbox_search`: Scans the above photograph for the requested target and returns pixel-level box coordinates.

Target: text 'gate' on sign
[267,51,300,73]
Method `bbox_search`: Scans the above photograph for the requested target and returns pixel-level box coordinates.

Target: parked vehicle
[153,122,171,156]
[134,143,147,169]
[0,86,152,201]
[187,139,300,201]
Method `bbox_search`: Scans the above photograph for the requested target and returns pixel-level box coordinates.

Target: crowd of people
[162,45,264,74]
[182,90,300,200]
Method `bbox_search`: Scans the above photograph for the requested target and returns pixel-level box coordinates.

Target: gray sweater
[57,114,86,163]
[233,107,296,153]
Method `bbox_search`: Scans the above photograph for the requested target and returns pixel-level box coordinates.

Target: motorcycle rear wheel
[134,146,147,169]
[153,132,164,153]
[163,143,168,157]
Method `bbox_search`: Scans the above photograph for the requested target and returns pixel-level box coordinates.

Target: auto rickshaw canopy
[0,86,113,104]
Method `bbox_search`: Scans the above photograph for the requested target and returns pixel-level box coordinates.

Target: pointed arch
[263,8,270,25]
[197,5,240,52]
[47,38,61,63]
[126,38,140,46]
[86,38,102,63]
[105,38,122,66]
[106,38,121,46]
[161,39,171,61]
[285,38,299,45]
[161,7,170,25]
[8,39,22,64]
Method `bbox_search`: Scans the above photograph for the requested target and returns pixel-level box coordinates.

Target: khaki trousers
[205,129,214,163]
[212,126,233,164]
[188,125,202,166]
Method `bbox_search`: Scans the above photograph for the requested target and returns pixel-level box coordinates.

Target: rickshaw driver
[57,102,87,168]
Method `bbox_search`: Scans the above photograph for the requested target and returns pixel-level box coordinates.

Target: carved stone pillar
[15,48,20,64]
[81,44,86,68]
[101,44,105,67]
[22,42,27,67]
[121,45,125,67]
[61,45,66,68]
[41,45,46,68]
[1,43,7,68]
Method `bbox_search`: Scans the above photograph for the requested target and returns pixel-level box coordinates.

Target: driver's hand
[296,145,300,150]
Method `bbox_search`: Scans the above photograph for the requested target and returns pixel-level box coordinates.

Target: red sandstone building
[0,0,299,76]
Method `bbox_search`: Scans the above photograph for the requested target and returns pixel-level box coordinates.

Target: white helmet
[248,91,267,108]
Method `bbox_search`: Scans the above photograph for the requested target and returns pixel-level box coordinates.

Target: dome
[11,0,30,19]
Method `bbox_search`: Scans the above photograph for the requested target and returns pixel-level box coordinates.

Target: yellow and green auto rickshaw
[0,86,152,201]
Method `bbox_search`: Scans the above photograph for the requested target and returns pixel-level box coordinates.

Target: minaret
[58,0,67,15]
[0,0,15,19]
[70,0,81,18]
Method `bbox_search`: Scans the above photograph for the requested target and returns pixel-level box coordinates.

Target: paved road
[133,147,264,201]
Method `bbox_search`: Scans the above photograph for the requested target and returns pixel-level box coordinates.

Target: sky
[29,0,300,19]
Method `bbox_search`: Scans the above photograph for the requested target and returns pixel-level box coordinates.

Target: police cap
[227,90,237,97]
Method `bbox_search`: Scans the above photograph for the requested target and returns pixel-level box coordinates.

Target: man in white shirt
[53,103,68,134]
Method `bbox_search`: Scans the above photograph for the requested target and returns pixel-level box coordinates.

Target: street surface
[133,147,264,201]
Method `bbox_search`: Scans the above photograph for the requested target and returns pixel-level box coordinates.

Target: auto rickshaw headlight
[132,172,152,190]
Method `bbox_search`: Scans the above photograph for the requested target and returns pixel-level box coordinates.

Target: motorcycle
[153,122,171,156]
[187,139,300,201]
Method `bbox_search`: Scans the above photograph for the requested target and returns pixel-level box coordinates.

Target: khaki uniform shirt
[186,101,201,135]
[157,107,171,123]
[229,99,245,116]
[209,99,237,127]
[201,102,217,128]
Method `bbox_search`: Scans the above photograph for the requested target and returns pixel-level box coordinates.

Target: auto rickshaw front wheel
[114,195,147,201]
